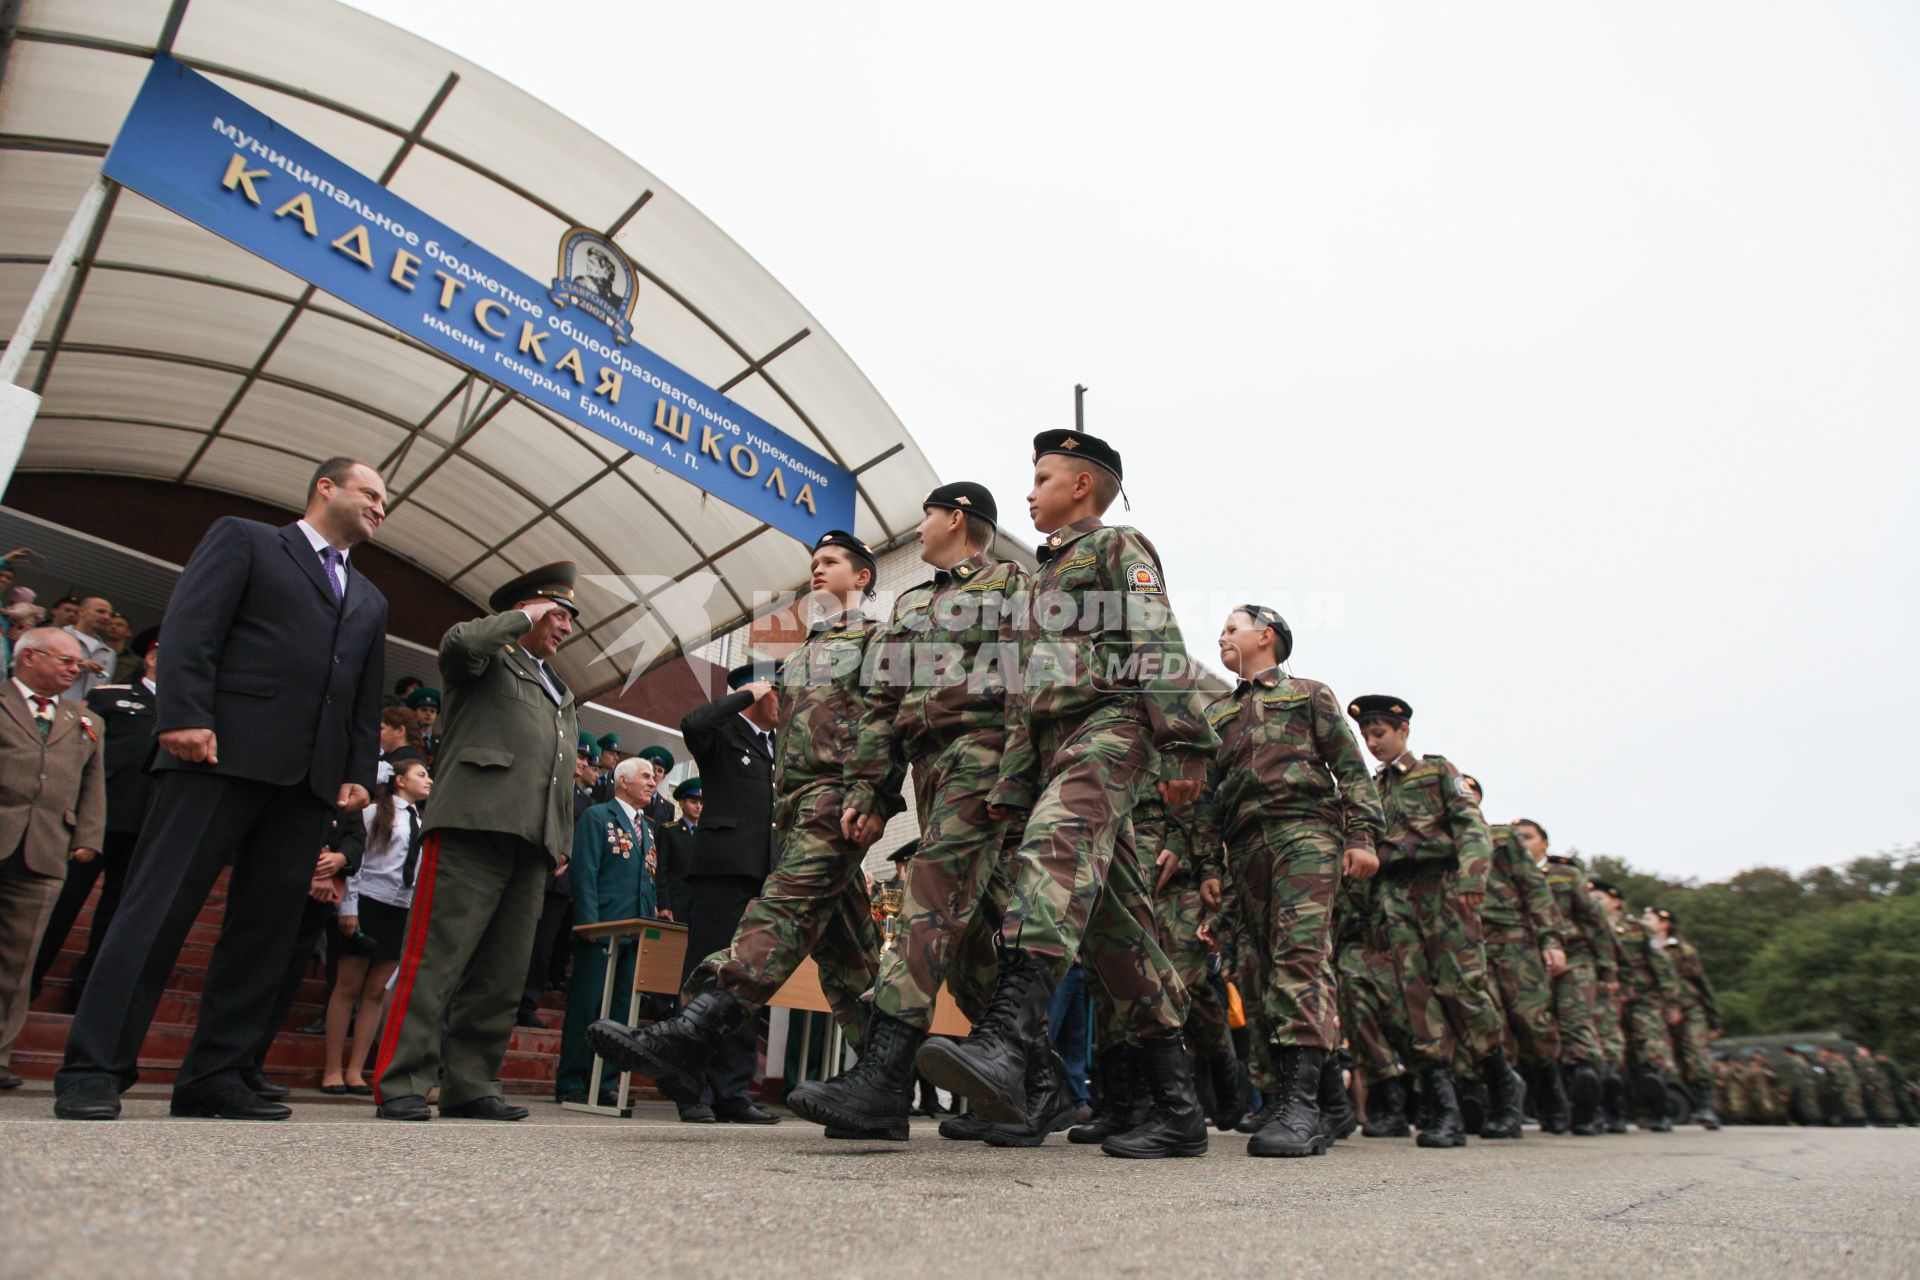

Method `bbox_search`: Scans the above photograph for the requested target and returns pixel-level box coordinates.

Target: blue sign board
[103,56,856,542]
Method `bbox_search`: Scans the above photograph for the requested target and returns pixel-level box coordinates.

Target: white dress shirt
[296,518,350,602]
[342,800,420,916]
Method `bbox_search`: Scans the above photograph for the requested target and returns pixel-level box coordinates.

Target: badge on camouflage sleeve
[1126,561,1164,594]
[1451,771,1474,797]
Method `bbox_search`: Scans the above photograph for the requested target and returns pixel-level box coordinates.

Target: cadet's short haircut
[308,455,365,500]
[1089,467,1121,513]
[962,511,995,550]
[1515,817,1549,844]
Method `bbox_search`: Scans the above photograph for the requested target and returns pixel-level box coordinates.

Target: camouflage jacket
[1193,669,1384,860]
[1134,796,1202,888]
[1480,824,1562,948]
[1372,751,1492,898]
[1611,914,1683,1006]
[845,551,1027,817]
[1663,937,1721,1029]
[990,518,1218,808]
[1543,854,1616,982]
[773,609,891,802]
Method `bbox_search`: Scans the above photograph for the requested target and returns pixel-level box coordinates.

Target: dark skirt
[356,896,411,963]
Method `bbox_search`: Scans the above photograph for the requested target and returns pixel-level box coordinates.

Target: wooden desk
[767,957,973,1036]
[564,916,690,1118]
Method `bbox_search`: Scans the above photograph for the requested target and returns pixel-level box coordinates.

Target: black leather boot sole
[585,1020,705,1104]
[915,1039,1026,1126]
[824,1122,911,1140]
[789,1092,911,1140]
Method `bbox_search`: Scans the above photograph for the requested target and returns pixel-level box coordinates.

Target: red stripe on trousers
[370,832,441,1105]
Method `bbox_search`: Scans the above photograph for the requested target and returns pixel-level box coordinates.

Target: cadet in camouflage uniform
[1350,696,1520,1148]
[1582,876,1631,1130]
[1712,1054,1742,1123]
[590,531,890,1107]
[785,484,1051,1144]
[1459,780,1570,1133]
[1778,1045,1824,1125]
[1514,821,1606,1134]
[1873,1049,1918,1125]
[1647,906,1722,1129]
[918,430,1220,1161]
[1745,1049,1786,1123]
[1591,881,1684,1130]
[1137,798,1240,1126]
[1336,871,1416,1137]
[1192,605,1384,1157]
[1855,1045,1901,1126]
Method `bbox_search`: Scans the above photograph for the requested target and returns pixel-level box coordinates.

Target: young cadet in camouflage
[1515,821,1607,1134]
[1591,881,1684,1131]
[917,429,1220,1161]
[785,483,1061,1144]
[1646,906,1722,1129]
[1776,1045,1824,1125]
[1852,1046,1900,1126]
[1350,696,1519,1149]
[1458,779,1570,1133]
[1335,872,1417,1136]
[589,531,890,1111]
[1818,1047,1867,1124]
[1194,605,1383,1157]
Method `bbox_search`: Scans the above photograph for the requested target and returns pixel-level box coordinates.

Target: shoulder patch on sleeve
[1125,561,1164,594]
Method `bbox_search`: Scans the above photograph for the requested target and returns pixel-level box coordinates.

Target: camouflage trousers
[1336,939,1409,1083]
[1668,1007,1714,1088]
[1549,955,1604,1066]
[1484,933,1563,1065]
[1590,981,1626,1066]
[690,783,878,1049]
[871,732,1017,1030]
[1374,870,1504,1069]
[1148,874,1232,1060]
[1228,823,1342,1052]
[1000,711,1187,1041]
[1621,996,1675,1074]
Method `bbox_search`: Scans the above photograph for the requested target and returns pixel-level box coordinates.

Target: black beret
[1033,429,1122,481]
[1235,604,1293,663]
[1348,694,1412,723]
[1587,878,1621,898]
[727,660,781,689]
[810,529,876,575]
[923,481,997,527]
[489,561,579,617]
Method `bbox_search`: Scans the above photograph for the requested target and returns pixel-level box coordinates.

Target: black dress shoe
[713,1100,780,1125]
[0,1068,23,1089]
[345,1083,373,1097]
[440,1095,529,1121]
[377,1094,432,1121]
[319,1083,351,1096]
[241,1071,291,1100]
[515,1009,548,1029]
[677,1103,717,1123]
[54,1076,121,1121]
[171,1079,292,1121]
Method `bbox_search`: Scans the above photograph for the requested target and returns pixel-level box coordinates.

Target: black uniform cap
[1033,429,1122,481]
[490,560,579,617]
[129,625,160,657]
[1587,878,1622,899]
[923,481,997,527]
[810,529,876,577]
[727,660,781,689]
[1348,694,1412,724]
[1234,603,1293,663]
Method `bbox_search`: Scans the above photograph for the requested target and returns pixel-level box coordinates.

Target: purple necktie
[319,546,344,603]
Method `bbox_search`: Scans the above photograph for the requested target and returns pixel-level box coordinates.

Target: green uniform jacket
[571,798,657,924]
[424,609,578,864]
[1482,824,1562,948]
[1373,751,1492,897]
[1544,855,1615,982]
[1664,937,1720,1029]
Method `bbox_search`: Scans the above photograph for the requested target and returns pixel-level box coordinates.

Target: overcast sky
[351,1,1917,881]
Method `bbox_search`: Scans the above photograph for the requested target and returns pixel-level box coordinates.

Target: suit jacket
[153,518,387,801]
[679,690,776,883]
[0,684,107,876]
[422,610,578,864]
[84,681,157,834]
[656,817,696,917]
[570,798,657,927]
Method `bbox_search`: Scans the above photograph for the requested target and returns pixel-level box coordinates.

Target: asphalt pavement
[3,1091,1915,1278]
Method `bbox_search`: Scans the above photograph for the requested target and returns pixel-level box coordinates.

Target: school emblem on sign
[550,226,639,344]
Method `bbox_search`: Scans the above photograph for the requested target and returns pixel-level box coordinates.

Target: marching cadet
[1583,876,1631,1131]
[1646,906,1722,1129]
[915,430,1221,1160]
[1590,881,1684,1131]
[1459,778,1570,1134]
[1349,696,1518,1148]
[1819,1045,1867,1124]
[1336,869,1416,1137]
[1192,605,1383,1157]
[590,532,890,1108]
[785,483,1048,1144]
[373,564,580,1121]
[1778,1044,1825,1125]
[1515,820,1608,1135]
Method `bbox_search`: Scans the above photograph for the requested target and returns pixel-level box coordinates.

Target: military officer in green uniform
[373,564,581,1121]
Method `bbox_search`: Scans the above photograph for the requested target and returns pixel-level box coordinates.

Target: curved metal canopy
[0,0,940,697]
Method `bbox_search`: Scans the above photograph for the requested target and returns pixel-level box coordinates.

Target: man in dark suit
[669,664,779,1123]
[30,629,159,1008]
[54,457,389,1121]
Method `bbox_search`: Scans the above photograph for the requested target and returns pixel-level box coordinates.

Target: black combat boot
[1069,1044,1148,1144]
[1236,1088,1283,1135]
[1458,1075,1487,1136]
[938,1109,994,1140]
[1360,1075,1411,1138]
[587,990,745,1104]
[1692,1079,1721,1131]
[1248,1046,1327,1158]
[1317,1053,1357,1143]
[1568,1062,1602,1136]
[1101,1032,1209,1159]
[1537,1060,1572,1134]
[1637,1068,1673,1131]
[786,1009,926,1141]
[1479,1050,1527,1140]
[1416,1067,1466,1149]
[915,949,1054,1125]
[1601,1063,1630,1133]
[985,1042,1083,1147]
[1203,1048,1245,1132]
